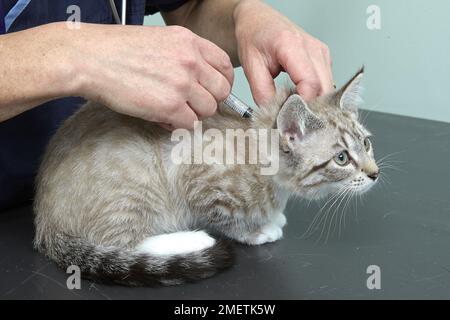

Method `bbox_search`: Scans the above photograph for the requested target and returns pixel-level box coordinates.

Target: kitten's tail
[37,231,234,286]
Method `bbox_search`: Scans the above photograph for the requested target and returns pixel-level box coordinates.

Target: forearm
[161,0,242,66]
[0,22,81,122]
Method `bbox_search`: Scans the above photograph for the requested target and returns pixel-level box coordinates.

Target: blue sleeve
[145,0,190,15]
[0,0,6,34]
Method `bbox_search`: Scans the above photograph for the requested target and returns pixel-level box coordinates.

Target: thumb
[243,53,276,106]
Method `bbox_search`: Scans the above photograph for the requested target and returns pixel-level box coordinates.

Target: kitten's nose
[367,171,379,181]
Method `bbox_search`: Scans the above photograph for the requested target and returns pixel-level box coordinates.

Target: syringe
[222,93,253,118]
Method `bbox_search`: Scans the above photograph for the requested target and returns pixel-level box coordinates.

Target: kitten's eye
[363,137,371,152]
[334,151,350,166]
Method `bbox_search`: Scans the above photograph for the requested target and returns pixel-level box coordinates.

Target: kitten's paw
[243,223,283,245]
[271,212,287,228]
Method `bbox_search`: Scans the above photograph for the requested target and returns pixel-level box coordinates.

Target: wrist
[41,22,89,99]
[233,0,260,23]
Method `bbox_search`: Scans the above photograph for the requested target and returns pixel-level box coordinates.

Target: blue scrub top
[0,0,188,211]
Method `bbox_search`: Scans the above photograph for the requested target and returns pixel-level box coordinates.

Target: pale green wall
[145,0,450,123]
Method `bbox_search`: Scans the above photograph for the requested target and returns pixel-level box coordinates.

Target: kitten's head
[275,68,379,199]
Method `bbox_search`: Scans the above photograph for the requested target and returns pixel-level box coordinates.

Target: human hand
[70,24,233,129]
[233,0,334,104]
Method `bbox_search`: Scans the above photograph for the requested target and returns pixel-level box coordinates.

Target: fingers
[187,83,218,119]
[196,60,232,104]
[276,38,334,101]
[309,45,334,95]
[244,52,276,106]
[166,83,219,130]
[277,46,320,101]
[163,38,232,128]
[196,37,234,87]
[167,102,198,130]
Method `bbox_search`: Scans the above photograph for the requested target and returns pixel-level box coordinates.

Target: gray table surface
[1,111,450,300]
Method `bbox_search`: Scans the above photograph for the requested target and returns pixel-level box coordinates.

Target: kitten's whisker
[378,159,404,167]
[379,174,392,185]
[338,189,355,238]
[341,188,354,232]
[376,174,390,194]
[378,159,404,164]
[339,194,350,238]
[376,150,406,163]
[317,187,349,243]
[328,192,348,240]
[301,186,346,239]
[338,195,347,238]
[377,162,405,173]
[328,189,351,241]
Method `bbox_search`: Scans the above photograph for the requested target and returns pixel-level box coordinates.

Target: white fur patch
[271,212,287,228]
[135,231,216,256]
[245,223,283,245]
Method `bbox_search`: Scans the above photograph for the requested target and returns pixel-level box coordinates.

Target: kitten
[33,68,378,286]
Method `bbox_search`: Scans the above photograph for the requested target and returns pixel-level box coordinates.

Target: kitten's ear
[277,94,324,143]
[336,67,364,116]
